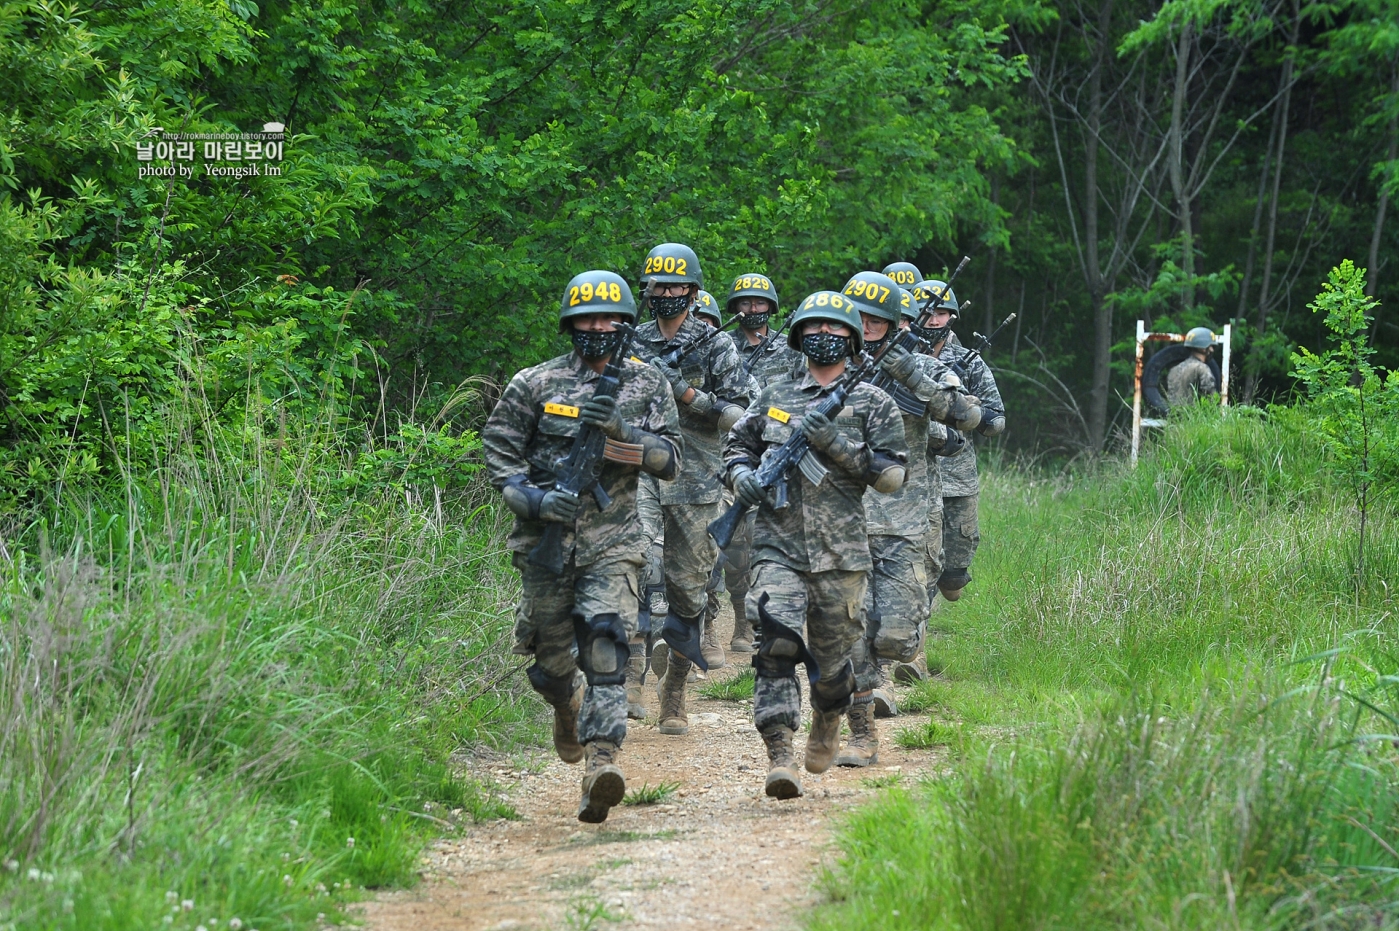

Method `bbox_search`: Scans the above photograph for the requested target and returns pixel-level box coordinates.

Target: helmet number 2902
[644,256,689,276]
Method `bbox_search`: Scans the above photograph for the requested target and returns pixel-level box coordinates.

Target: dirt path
[360,608,945,931]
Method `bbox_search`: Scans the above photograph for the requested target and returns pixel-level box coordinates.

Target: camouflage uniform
[722,328,803,637]
[1167,355,1218,408]
[482,351,682,748]
[724,372,907,735]
[933,332,1005,591]
[633,313,751,660]
[853,352,961,690]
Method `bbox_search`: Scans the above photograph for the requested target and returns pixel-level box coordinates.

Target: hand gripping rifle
[707,336,902,550]
[868,256,972,417]
[527,322,640,574]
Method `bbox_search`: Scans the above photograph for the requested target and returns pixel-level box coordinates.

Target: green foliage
[1290,261,1399,581]
[0,406,537,930]
[820,674,1399,931]
[698,668,756,702]
[817,420,1399,930]
[621,782,681,806]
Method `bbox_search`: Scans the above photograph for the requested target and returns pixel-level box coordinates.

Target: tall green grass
[0,400,537,929]
[818,411,1399,930]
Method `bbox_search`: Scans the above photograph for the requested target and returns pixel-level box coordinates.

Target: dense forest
[3,0,1396,496]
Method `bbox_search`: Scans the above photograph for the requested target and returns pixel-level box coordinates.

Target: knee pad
[810,659,855,714]
[637,591,652,637]
[661,611,708,671]
[939,567,971,590]
[753,592,818,684]
[570,612,631,687]
[527,661,578,706]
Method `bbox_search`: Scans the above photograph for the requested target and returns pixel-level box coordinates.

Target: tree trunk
[1236,110,1279,326]
[1244,21,1298,404]
[1366,67,1398,299]
[1086,0,1113,453]
[1168,21,1195,302]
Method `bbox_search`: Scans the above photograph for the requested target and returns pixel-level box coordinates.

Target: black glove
[732,465,765,509]
[651,357,689,400]
[799,409,838,451]
[880,345,919,384]
[579,395,631,440]
[539,490,580,523]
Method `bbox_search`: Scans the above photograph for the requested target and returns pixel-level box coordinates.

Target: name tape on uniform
[767,407,791,423]
[544,402,580,418]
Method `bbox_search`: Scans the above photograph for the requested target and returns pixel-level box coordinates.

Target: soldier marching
[482,244,1008,820]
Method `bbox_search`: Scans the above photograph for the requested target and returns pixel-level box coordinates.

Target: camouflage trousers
[662,501,720,620]
[942,493,980,576]
[511,551,642,746]
[723,511,754,616]
[924,498,945,605]
[853,534,928,690]
[746,561,866,733]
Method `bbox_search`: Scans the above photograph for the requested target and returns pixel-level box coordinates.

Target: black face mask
[801,332,851,365]
[915,321,952,348]
[572,329,621,360]
[651,293,692,319]
[738,311,771,331]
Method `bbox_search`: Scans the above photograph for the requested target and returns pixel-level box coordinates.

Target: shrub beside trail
[818,411,1399,930]
[0,404,538,930]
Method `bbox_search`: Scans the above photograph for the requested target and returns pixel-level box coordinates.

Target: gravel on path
[359,607,946,931]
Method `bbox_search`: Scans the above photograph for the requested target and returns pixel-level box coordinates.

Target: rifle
[868,256,972,417]
[658,313,742,367]
[708,339,901,550]
[740,317,790,376]
[945,312,1016,422]
[527,322,641,574]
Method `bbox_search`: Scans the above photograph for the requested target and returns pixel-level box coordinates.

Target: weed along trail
[359,610,949,931]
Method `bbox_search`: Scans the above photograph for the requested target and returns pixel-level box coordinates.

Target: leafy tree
[1289,260,1399,585]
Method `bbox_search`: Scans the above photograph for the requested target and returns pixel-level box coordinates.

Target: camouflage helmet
[881,261,923,288]
[787,290,865,355]
[558,269,637,333]
[639,242,703,289]
[841,270,902,323]
[1184,326,1214,349]
[913,279,960,316]
[725,272,780,314]
[694,289,722,327]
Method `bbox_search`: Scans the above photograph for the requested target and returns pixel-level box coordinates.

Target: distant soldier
[839,273,980,761]
[724,290,908,799]
[694,289,723,328]
[1167,327,1219,408]
[482,270,683,823]
[630,243,752,735]
[918,278,1006,611]
[723,272,802,653]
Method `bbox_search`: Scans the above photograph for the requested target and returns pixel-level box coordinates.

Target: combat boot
[892,652,929,685]
[624,641,648,720]
[729,603,754,654]
[577,740,626,824]
[701,619,727,669]
[805,708,843,774]
[835,695,879,767]
[871,663,899,718]
[658,653,690,736]
[551,680,585,764]
[762,725,802,799]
